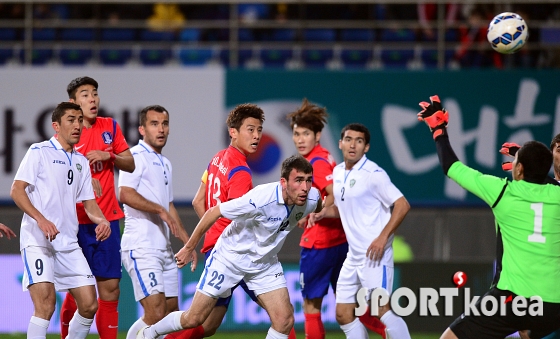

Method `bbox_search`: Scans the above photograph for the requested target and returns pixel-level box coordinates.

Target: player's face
[292,125,320,157]
[553,142,560,178]
[70,84,99,122]
[339,130,370,167]
[230,117,263,156]
[52,109,84,151]
[139,110,169,153]
[281,169,313,206]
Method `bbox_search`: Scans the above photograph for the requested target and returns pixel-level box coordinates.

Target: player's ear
[229,127,237,139]
[364,143,370,153]
[138,125,145,137]
[51,121,60,133]
[315,131,322,143]
[280,177,287,190]
[338,139,342,150]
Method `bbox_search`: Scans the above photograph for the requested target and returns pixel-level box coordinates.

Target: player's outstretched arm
[82,199,111,241]
[170,202,198,272]
[10,180,59,241]
[192,181,207,219]
[307,202,339,228]
[175,205,222,269]
[367,196,410,261]
[0,223,16,239]
[119,186,180,237]
[113,149,135,173]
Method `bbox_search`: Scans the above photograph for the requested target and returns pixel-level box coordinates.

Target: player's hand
[0,223,16,239]
[86,150,110,165]
[297,216,309,229]
[417,95,449,140]
[502,162,513,172]
[37,218,60,242]
[159,209,179,237]
[518,331,530,339]
[95,220,111,241]
[307,212,324,228]
[175,245,196,269]
[366,235,388,262]
[499,142,521,158]
[92,178,103,198]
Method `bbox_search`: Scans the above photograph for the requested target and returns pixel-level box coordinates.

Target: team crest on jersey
[350,179,356,187]
[101,131,113,144]
[295,212,303,220]
[76,164,82,172]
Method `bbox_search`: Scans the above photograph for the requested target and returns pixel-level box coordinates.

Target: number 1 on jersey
[528,203,546,243]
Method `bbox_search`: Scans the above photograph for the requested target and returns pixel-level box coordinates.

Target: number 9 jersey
[201,145,253,253]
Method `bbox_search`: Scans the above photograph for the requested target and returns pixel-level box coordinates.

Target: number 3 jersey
[74,117,129,224]
[202,146,253,253]
[14,137,94,251]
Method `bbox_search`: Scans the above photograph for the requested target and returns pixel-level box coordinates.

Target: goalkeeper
[418,95,560,339]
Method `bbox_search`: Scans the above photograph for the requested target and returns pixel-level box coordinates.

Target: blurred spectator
[418,3,461,40]
[239,3,270,24]
[147,3,186,31]
[274,3,288,23]
[0,4,24,19]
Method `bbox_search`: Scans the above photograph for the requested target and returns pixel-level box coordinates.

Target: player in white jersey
[309,123,411,339]
[136,155,322,339]
[0,222,16,239]
[119,105,195,339]
[10,102,111,339]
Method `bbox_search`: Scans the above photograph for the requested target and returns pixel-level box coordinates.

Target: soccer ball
[487,12,528,54]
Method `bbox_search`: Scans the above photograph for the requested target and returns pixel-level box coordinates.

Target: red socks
[359,311,387,339]
[288,326,297,339]
[164,326,205,339]
[96,299,119,339]
[60,293,77,339]
[304,313,324,339]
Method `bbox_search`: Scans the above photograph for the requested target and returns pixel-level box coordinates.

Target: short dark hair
[517,141,552,184]
[550,133,560,151]
[139,105,169,127]
[287,98,328,134]
[340,123,370,145]
[52,102,82,123]
[67,76,98,100]
[281,155,313,180]
[226,104,265,130]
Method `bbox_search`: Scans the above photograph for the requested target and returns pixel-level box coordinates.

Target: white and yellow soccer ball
[487,12,528,54]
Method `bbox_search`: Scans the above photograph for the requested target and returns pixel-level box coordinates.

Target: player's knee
[335,309,353,325]
[273,313,294,333]
[35,300,56,319]
[79,299,98,318]
[181,311,206,329]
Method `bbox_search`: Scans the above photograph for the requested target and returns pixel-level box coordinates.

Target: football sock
[60,293,77,339]
[265,328,288,339]
[380,311,411,339]
[145,311,183,339]
[358,307,387,338]
[164,326,205,339]
[126,318,147,339]
[68,311,94,339]
[97,299,119,339]
[304,313,324,339]
[288,326,297,339]
[340,318,368,339]
[28,316,49,339]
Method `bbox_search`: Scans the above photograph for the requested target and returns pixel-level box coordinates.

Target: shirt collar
[50,136,74,153]
[275,183,285,205]
[139,139,157,153]
[348,154,368,170]
[228,145,247,160]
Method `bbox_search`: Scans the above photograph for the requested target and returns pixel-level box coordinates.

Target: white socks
[145,311,183,339]
[127,318,148,339]
[380,311,411,339]
[27,316,49,339]
[340,318,368,339]
[265,328,288,339]
[67,312,94,339]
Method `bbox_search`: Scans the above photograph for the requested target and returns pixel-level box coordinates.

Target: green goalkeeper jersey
[448,162,560,302]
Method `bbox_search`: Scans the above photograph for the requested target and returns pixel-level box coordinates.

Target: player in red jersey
[60,76,135,339]
[165,105,294,339]
[287,99,386,339]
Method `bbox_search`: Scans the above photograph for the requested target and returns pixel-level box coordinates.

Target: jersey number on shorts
[35,259,44,276]
[528,203,546,243]
[67,170,73,185]
[207,173,222,206]
[208,271,224,289]
[148,272,158,287]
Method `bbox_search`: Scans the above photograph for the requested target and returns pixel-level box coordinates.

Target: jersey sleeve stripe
[491,182,509,208]
[309,157,330,166]
[228,166,252,181]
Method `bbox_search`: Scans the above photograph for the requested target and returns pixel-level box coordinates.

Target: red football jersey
[75,117,130,223]
[300,144,347,249]
[201,146,253,253]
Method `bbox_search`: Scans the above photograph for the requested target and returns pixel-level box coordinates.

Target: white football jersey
[119,140,174,251]
[15,137,94,251]
[217,182,320,273]
[333,155,403,264]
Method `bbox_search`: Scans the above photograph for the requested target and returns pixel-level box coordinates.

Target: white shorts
[21,246,95,292]
[197,249,286,299]
[335,257,394,304]
[122,248,179,302]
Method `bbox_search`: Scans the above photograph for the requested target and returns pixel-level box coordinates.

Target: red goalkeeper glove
[499,142,521,158]
[502,162,513,172]
[417,95,449,140]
